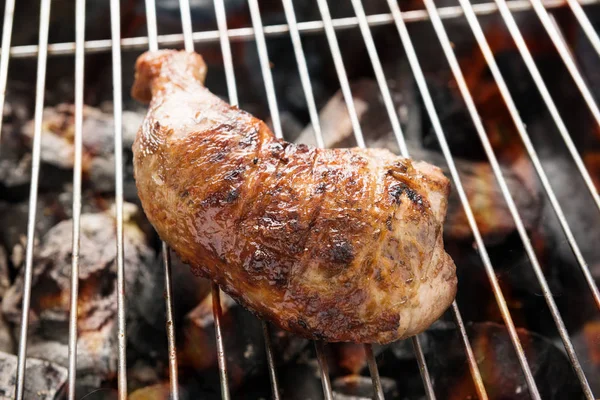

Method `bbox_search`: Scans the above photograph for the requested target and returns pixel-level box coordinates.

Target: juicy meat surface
[131,50,457,344]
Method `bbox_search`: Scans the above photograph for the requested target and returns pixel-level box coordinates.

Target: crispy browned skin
[131,50,457,343]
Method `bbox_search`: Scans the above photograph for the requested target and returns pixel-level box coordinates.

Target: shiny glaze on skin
[131,50,457,344]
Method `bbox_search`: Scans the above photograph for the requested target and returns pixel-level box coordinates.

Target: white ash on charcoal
[295,79,376,148]
[295,79,542,244]
[291,57,421,145]
[1,205,165,397]
[0,191,116,274]
[1,83,32,123]
[0,318,12,356]
[0,246,11,301]
[0,351,67,400]
[0,196,68,271]
[1,101,144,200]
[19,104,143,201]
[0,84,34,191]
[0,90,72,195]
[276,111,307,143]
[332,375,398,400]
[241,0,419,129]
[0,248,12,353]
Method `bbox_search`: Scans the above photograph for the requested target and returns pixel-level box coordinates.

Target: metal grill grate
[0,0,599,399]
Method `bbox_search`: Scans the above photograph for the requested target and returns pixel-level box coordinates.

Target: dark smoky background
[0,0,599,398]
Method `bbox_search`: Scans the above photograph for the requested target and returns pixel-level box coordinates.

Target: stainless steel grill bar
[179,0,194,52]
[4,0,596,398]
[315,0,364,148]
[278,2,333,395]
[455,0,594,396]
[247,1,324,397]
[145,0,158,51]
[412,335,435,399]
[349,0,408,157]
[67,0,86,398]
[261,322,280,400]
[349,0,487,397]
[281,0,324,148]
[450,302,488,399]
[211,1,282,398]
[364,344,385,400]
[162,243,180,399]
[495,0,600,308]
[210,1,237,398]
[386,0,543,398]
[211,283,231,400]
[315,342,334,400]
[567,0,600,56]
[214,0,237,106]
[2,0,597,59]
[143,0,183,397]
[249,0,283,140]
[315,0,437,397]
[14,0,51,398]
[0,0,15,145]
[529,0,600,127]
[109,0,128,398]
[314,344,334,399]
[214,0,238,106]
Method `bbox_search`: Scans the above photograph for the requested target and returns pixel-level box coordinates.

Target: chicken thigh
[131,50,457,343]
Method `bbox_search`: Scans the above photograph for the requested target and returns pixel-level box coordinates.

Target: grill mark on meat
[221,121,264,218]
[227,122,276,274]
[389,182,421,206]
[291,149,328,259]
[231,131,305,289]
[329,240,354,264]
[365,160,399,295]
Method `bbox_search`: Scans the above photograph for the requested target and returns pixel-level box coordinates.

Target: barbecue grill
[0,0,599,399]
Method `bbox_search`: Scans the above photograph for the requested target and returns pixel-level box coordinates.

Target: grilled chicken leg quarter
[131,50,457,344]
